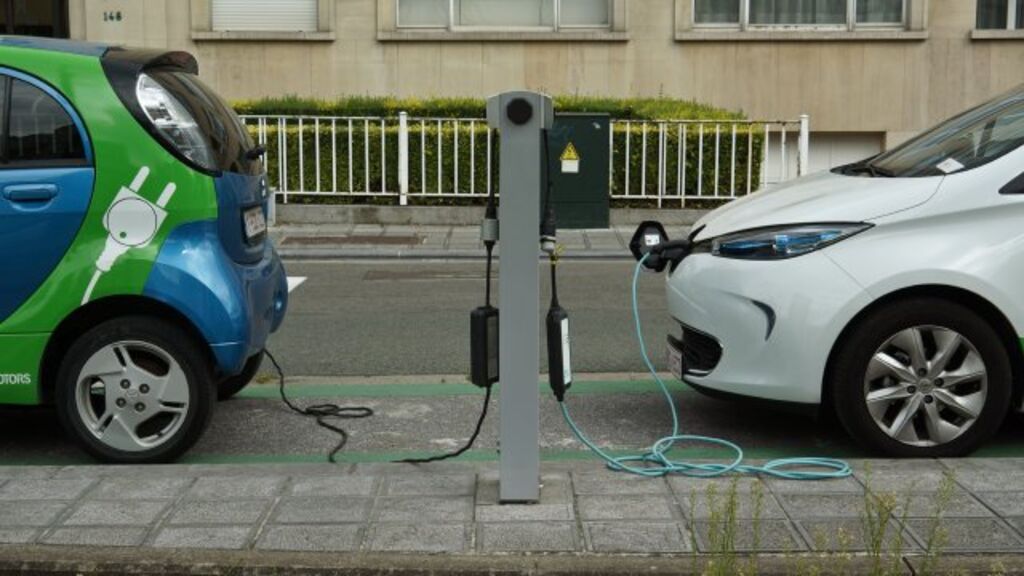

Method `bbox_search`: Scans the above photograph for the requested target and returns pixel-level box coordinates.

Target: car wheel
[832,297,1011,457]
[218,352,263,401]
[55,316,215,464]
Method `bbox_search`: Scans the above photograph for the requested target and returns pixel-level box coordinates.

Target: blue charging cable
[559,254,852,480]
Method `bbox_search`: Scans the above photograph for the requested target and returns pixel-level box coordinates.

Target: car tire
[832,297,1011,457]
[218,352,263,401]
[55,316,215,464]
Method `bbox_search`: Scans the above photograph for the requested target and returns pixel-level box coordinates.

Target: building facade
[32,0,1024,169]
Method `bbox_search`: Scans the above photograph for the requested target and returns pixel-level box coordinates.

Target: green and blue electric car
[0,37,288,463]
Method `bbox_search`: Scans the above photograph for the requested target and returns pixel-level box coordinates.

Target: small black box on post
[470,305,499,387]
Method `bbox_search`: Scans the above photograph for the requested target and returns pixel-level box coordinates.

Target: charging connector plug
[540,205,557,255]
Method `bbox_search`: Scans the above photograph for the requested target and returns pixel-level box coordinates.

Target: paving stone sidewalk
[0,458,1022,557]
[271,224,658,259]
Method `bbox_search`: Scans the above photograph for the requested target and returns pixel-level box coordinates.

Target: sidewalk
[271,224,659,260]
[2,459,1024,572]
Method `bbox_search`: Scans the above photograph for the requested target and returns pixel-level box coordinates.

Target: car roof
[0,36,110,58]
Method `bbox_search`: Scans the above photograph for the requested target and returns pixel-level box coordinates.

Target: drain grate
[364,270,485,281]
[281,235,423,246]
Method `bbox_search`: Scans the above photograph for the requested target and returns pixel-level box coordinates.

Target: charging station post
[486,91,553,503]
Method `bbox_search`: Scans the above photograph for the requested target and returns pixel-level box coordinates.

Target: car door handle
[2,184,58,203]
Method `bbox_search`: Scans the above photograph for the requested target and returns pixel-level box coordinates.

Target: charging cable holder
[485,91,554,503]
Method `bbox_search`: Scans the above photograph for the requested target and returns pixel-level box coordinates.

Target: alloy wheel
[863,325,988,447]
[74,341,191,452]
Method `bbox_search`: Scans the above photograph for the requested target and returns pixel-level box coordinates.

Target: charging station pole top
[486,91,553,504]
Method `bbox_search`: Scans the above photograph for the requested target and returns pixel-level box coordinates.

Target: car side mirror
[630,221,670,272]
[1000,172,1024,195]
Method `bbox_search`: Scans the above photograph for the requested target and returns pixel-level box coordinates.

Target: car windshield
[868,84,1024,177]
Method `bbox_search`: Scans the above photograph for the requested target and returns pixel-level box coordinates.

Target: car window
[870,85,1024,178]
[3,76,85,167]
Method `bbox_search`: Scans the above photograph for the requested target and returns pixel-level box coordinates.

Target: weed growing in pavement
[701,480,741,576]
[859,470,909,576]
[685,467,957,576]
[918,471,957,575]
[692,479,763,576]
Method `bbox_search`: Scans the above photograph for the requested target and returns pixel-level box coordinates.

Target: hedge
[239,96,764,205]
[234,95,747,122]
[255,122,494,202]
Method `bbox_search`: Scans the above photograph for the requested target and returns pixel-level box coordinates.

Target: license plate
[667,338,684,381]
[244,207,267,240]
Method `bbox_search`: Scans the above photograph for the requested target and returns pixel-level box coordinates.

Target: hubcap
[74,341,190,453]
[863,325,987,447]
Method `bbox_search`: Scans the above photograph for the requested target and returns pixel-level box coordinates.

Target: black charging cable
[265,349,374,463]
[397,180,499,465]
[396,385,493,464]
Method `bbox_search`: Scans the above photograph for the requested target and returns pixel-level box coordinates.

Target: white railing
[608,115,809,207]
[241,113,809,209]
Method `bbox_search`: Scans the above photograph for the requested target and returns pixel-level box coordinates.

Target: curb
[277,249,632,260]
[274,204,711,227]
[0,544,950,575]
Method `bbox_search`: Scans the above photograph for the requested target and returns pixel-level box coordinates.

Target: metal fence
[241,113,809,210]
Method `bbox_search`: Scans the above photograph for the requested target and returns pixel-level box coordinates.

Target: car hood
[691,170,943,241]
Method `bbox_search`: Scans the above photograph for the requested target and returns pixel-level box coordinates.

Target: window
[868,85,1024,177]
[212,0,318,32]
[977,0,1023,29]
[694,0,904,28]
[397,0,610,29]
[0,1,68,37]
[750,0,846,25]
[2,77,85,167]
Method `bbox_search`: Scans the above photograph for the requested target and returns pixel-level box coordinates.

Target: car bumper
[664,251,871,405]
[144,220,288,376]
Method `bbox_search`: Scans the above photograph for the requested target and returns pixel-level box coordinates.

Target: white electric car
[649,84,1024,457]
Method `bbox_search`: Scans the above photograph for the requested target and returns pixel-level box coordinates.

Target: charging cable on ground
[396,386,493,464]
[265,349,374,463]
[269,186,501,465]
[397,180,501,465]
[557,253,852,480]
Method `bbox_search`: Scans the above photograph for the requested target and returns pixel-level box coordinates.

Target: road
[3,259,1024,464]
[264,260,677,377]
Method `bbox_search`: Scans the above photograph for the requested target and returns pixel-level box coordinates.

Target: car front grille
[680,325,722,375]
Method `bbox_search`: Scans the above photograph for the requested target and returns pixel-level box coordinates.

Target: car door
[0,69,94,325]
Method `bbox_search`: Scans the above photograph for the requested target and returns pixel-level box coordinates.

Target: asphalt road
[265,260,677,377]
[5,259,1024,464]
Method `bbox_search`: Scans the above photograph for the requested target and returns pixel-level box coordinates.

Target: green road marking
[179,444,868,465]
[238,379,692,399]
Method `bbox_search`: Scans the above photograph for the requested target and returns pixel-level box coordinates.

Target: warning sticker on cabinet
[560,142,580,174]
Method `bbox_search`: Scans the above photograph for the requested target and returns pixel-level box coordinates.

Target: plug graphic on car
[82,166,176,304]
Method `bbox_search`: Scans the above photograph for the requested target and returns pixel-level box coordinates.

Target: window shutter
[212,0,318,32]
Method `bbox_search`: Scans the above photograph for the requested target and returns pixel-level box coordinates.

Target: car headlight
[135,73,216,171]
[711,223,871,260]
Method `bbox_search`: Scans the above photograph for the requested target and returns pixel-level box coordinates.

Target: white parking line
[287,276,307,293]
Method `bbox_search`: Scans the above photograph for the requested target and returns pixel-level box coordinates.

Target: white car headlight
[711,223,871,260]
[135,73,216,171]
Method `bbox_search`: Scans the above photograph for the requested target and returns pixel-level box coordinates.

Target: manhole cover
[281,235,423,246]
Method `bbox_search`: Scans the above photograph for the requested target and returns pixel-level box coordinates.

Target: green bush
[256,120,495,202]
[612,122,764,201]
[239,96,763,206]
[233,94,746,121]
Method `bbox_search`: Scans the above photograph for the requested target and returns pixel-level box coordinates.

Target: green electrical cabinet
[545,113,610,229]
